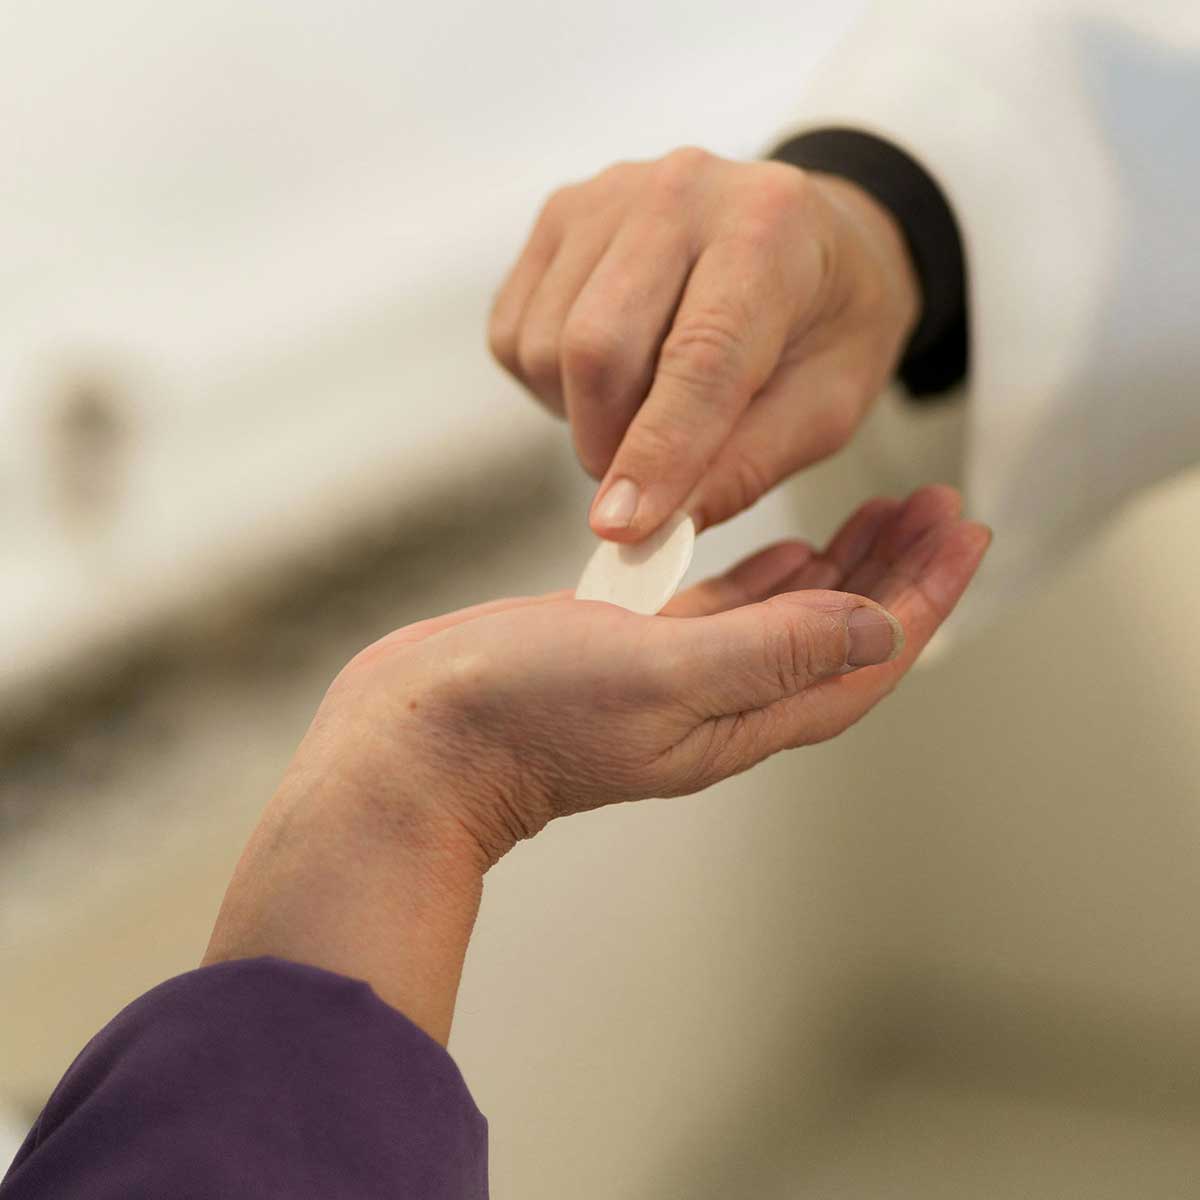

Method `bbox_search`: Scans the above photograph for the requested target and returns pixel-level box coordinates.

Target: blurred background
[4,1,1200,1195]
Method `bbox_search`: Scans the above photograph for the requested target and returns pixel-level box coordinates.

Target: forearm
[203,746,486,1046]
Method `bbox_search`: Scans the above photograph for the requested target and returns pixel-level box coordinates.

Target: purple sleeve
[0,957,488,1199]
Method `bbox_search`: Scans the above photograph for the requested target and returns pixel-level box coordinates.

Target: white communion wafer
[574,511,695,615]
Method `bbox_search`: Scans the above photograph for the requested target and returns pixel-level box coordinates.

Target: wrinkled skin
[489,148,921,542]
[298,485,983,866]
[206,486,988,1041]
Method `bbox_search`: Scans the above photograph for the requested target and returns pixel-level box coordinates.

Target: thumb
[651,590,903,717]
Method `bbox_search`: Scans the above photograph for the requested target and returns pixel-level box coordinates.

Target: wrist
[333,644,555,872]
[204,733,489,1045]
[810,170,922,351]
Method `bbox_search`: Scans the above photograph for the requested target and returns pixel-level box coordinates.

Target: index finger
[588,236,802,542]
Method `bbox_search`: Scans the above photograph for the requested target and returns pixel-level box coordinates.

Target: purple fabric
[0,957,488,1199]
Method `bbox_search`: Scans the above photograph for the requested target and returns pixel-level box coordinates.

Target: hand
[489,147,921,542]
[205,487,987,1042]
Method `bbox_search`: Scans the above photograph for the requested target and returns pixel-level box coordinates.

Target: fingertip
[967,520,994,552]
[589,476,642,539]
[874,485,963,561]
[914,483,965,514]
[590,512,659,543]
[946,520,994,586]
[895,518,992,624]
[590,487,690,546]
[897,484,964,530]
[950,519,994,567]
[589,520,643,543]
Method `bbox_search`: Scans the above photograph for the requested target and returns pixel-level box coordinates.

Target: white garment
[786,0,1200,632]
[0,0,857,685]
[2,1,1193,670]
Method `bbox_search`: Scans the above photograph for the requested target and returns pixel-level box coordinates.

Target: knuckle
[651,145,712,199]
[719,168,815,266]
[539,184,576,225]
[742,162,810,227]
[597,158,638,187]
[516,329,561,395]
[765,600,845,689]
[618,416,681,470]
[666,144,712,170]
[561,317,622,390]
[659,310,748,391]
[759,158,811,195]
[769,606,816,692]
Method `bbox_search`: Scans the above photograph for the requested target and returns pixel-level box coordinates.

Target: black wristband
[770,127,968,399]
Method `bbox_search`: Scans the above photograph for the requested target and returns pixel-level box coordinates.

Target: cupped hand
[488,148,920,543]
[316,486,985,869]
[206,486,986,1040]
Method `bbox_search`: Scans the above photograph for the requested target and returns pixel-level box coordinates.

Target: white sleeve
[782,0,1200,634]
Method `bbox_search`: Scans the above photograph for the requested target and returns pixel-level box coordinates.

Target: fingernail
[847,607,904,667]
[592,477,640,531]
